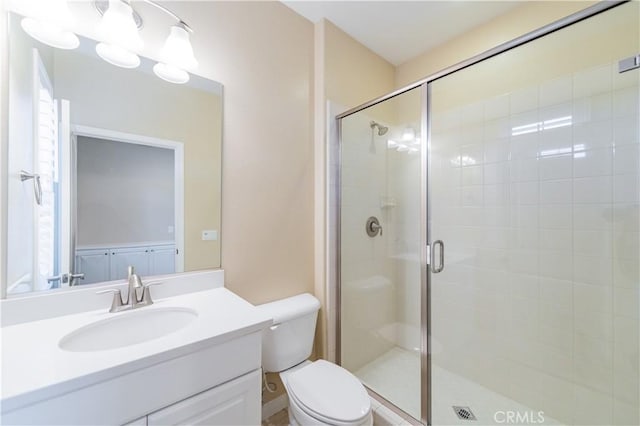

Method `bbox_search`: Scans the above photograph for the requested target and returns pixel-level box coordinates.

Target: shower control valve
[366,216,383,237]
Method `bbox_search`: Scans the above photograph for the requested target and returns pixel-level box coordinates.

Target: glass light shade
[153,63,190,84]
[159,26,198,71]
[20,0,78,49]
[21,18,79,50]
[96,42,140,69]
[97,0,143,51]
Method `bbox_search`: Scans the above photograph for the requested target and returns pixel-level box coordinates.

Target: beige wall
[323,20,395,112]
[166,1,315,304]
[395,1,597,88]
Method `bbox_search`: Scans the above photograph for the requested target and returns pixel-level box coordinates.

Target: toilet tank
[256,293,321,372]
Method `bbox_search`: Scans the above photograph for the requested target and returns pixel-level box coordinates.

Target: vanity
[0,270,273,425]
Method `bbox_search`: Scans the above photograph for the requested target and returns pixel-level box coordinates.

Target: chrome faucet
[126,266,143,308]
[97,266,162,313]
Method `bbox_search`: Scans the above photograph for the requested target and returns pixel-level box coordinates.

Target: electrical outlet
[202,230,218,241]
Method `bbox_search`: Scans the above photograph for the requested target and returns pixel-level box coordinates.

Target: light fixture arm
[138,0,194,33]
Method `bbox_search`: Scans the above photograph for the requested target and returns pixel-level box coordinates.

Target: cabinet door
[76,251,110,284]
[110,248,150,280]
[147,370,261,426]
[149,247,175,276]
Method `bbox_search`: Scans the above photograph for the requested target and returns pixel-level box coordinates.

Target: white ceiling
[282,1,522,65]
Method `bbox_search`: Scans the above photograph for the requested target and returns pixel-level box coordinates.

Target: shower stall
[333,2,639,425]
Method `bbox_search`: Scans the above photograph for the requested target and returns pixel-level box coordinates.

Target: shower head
[370,121,389,136]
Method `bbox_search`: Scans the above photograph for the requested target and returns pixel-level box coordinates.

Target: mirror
[5,12,222,296]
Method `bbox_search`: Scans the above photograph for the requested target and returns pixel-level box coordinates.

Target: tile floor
[262,408,289,426]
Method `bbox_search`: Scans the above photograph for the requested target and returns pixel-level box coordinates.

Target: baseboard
[262,393,289,421]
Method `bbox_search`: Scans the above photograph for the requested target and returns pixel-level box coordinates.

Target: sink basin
[59,307,198,352]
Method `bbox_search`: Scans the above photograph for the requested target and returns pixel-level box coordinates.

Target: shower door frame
[333,1,628,424]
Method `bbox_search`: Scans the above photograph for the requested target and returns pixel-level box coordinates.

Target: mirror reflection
[6,12,222,296]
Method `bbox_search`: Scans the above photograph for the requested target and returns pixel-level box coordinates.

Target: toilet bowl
[281,360,372,426]
[257,294,372,426]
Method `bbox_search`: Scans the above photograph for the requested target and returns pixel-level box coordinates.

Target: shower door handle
[430,240,444,273]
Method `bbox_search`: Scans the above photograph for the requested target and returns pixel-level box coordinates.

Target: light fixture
[96,42,140,68]
[153,63,189,84]
[19,0,199,84]
[95,0,144,69]
[154,23,198,84]
[20,0,79,50]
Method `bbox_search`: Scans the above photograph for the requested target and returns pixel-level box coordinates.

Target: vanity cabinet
[148,246,177,276]
[120,370,260,426]
[76,243,175,284]
[146,369,260,425]
[109,247,152,279]
[2,329,265,425]
[75,250,111,283]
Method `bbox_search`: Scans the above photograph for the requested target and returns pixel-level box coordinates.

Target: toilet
[257,293,373,426]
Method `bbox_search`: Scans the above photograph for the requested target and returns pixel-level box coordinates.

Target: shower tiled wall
[430,62,639,425]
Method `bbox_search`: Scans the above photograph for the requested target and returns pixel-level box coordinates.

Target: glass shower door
[339,87,424,420]
[429,2,639,424]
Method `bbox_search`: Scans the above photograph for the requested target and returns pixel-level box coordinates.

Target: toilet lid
[287,360,370,423]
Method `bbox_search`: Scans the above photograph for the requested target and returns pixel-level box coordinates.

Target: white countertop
[1,287,273,412]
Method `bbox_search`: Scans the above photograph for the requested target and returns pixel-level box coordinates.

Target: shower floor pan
[354,347,562,425]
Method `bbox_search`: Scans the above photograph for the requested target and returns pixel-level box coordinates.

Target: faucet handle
[97,289,125,313]
[139,281,162,306]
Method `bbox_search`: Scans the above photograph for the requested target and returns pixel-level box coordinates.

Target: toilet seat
[286,360,371,425]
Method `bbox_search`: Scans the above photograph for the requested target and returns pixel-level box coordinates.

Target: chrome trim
[68,272,85,286]
[70,132,78,288]
[94,0,144,29]
[365,216,382,237]
[430,240,444,274]
[335,0,626,120]
[420,82,431,425]
[618,53,640,73]
[367,386,422,426]
[140,0,194,33]
[19,170,42,205]
[335,115,343,366]
[94,0,194,33]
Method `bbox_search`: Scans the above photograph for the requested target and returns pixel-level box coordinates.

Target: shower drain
[452,406,477,421]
